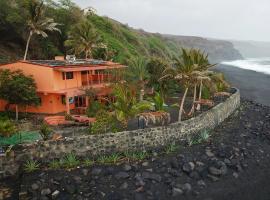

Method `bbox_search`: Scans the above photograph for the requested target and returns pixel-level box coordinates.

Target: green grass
[83,158,95,167]
[97,153,122,164]
[48,159,61,169]
[164,143,180,154]
[124,151,149,161]
[0,131,41,146]
[62,153,80,168]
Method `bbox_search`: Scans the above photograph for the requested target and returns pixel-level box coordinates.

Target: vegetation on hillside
[0,0,242,64]
[0,0,181,64]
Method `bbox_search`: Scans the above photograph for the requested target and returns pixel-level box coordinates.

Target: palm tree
[23,0,61,60]
[127,57,149,101]
[111,83,152,127]
[146,57,172,98]
[65,20,102,59]
[161,48,201,121]
[183,49,216,113]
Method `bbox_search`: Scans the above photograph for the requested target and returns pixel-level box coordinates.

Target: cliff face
[230,40,270,58]
[162,35,243,63]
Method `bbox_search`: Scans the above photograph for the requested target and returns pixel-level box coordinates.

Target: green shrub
[216,82,227,92]
[39,123,52,141]
[187,129,210,146]
[90,110,122,134]
[83,158,94,167]
[124,151,149,161]
[0,120,17,137]
[202,86,211,99]
[24,160,40,173]
[153,92,167,111]
[0,113,9,121]
[48,160,61,169]
[62,153,80,168]
[97,153,121,164]
[86,101,105,117]
[164,143,180,154]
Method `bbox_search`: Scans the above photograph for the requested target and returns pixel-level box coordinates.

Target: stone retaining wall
[0,89,240,178]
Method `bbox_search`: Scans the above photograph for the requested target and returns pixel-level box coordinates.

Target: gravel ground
[1,99,270,200]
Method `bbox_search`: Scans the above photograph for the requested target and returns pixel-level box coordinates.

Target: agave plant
[23,0,61,60]
[152,92,166,111]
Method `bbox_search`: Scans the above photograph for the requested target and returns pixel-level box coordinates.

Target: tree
[183,49,215,114]
[161,48,203,121]
[146,57,176,98]
[23,0,61,60]
[65,20,102,59]
[111,83,152,128]
[0,69,40,120]
[126,57,149,101]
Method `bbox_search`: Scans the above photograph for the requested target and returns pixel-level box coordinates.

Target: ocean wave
[221,58,270,75]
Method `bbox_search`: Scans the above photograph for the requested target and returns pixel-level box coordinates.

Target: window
[62,72,74,80]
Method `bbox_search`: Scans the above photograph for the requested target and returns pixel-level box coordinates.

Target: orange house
[0,57,125,114]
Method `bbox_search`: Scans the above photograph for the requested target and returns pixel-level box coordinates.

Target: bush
[90,110,123,134]
[39,123,52,141]
[24,160,40,173]
[202,86,211,99]
[86,101,105,117]
[0,120,17,137]
[187,129,210,146]
[62,153,80,168]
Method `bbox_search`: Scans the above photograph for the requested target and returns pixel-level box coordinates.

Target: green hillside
[0,0,242,64]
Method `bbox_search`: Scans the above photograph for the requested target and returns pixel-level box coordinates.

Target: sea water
[221,58,270,75]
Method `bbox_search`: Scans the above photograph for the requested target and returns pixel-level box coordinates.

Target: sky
[73,0,270,42]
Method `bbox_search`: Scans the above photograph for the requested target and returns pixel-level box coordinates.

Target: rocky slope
[163,35,243,63]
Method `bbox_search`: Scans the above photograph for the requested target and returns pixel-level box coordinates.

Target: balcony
[81,74,112,86]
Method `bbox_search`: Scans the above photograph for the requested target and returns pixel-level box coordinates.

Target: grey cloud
[74,0,270,41]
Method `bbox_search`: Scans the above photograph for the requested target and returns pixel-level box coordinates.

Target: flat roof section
[27,59,107,67]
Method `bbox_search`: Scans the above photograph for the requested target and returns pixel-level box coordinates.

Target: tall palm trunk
[139,89,144,102]
[24,31,33,60]
[15,105,19,121]
[188,84,197,116]
[178,87,189,121]
[197,79,203,111]
[139,81,145,102]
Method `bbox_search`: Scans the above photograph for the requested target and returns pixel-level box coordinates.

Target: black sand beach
[214,64,270,106]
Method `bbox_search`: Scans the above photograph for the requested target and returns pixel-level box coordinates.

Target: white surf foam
[221,58,270,75]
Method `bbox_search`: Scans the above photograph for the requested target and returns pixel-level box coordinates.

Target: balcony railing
[81,74,112,86]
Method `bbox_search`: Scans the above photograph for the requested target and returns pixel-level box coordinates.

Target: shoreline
[214,64,270,106]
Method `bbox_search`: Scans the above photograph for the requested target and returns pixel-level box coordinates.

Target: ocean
[221,58,270,76]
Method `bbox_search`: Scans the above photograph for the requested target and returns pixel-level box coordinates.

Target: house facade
[0,57,125,114]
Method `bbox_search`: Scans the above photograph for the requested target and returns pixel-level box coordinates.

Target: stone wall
[0,89,240,178]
